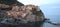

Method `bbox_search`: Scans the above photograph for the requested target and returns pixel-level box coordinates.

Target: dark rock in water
[0,22,44,27]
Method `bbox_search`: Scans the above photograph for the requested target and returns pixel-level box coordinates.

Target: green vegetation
[0,0,24,6]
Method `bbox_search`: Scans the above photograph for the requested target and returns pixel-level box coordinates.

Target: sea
[40,2,60,27]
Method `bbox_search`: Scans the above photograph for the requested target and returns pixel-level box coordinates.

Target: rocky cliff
[0,4,45,25]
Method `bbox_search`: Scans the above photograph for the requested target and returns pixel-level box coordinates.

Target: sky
[17,0,60,15]
[18,0,60,6]
[17,0,60,16]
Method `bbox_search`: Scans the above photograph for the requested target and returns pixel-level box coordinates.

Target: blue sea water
[40,2,60,27]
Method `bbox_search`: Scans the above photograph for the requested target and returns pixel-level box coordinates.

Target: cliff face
[0,4,45,26]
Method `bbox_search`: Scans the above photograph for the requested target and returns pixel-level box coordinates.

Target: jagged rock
[0,4,45,27]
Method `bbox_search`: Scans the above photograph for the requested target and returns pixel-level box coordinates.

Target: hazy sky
[17,0,60,16]
[18,0,60,6]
